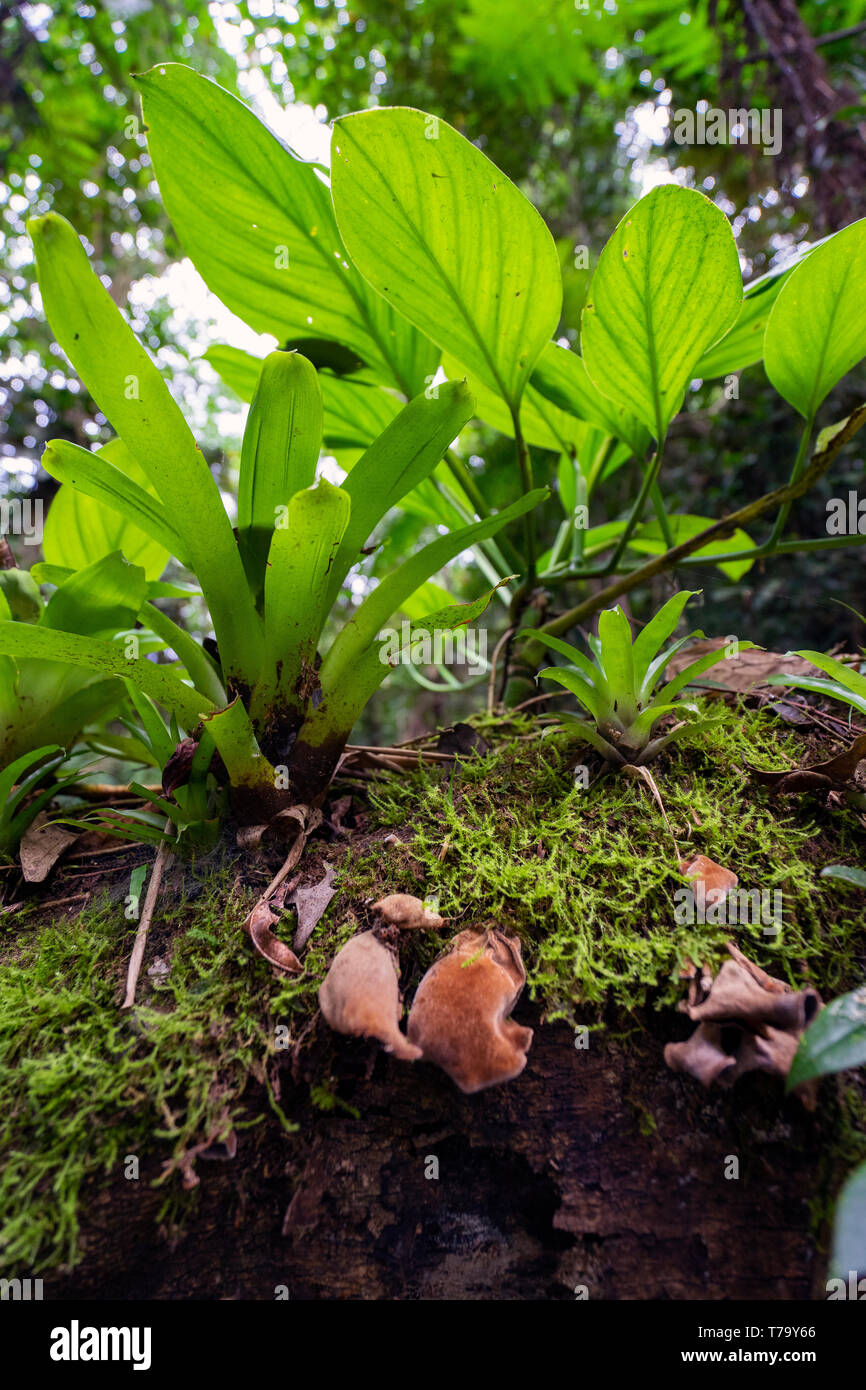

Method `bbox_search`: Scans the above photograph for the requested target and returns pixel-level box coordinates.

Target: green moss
[1,702,864,1276]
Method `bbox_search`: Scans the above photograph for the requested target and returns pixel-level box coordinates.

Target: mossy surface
[1,702,864,1275]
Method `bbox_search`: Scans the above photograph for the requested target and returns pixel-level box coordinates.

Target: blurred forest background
[1,0,865,744]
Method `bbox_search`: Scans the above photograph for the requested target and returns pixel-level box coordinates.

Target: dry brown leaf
[665,639,816,696]
[291,863,339,952]
[746,732,866,796]
[246,896,302,974]
[20,815,81,883]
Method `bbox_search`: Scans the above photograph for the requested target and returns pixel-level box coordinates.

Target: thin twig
[121,822,173,1010]
[487,625,515,714]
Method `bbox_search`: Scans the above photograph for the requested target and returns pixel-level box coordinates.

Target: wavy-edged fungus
[665,943,822,1105]
[407,928,533,1094]
[372,893,444,929]
[318,931,421,1061]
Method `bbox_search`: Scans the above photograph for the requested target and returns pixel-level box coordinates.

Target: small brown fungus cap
[318,931,421,1061]
[407,928,533,1094]
[679,854,738,898]
[371,893,444,929]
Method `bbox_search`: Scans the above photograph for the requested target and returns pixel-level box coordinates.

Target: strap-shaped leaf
[258,478,351,717]
[299,580,510,749]
[765,217,866,419]
[581,185,742,443]
[238,351,323,595]
[139,64,436,397]
[651,641,757,707]
[537,665,606,723]
[597,606,636,713]
[325,379,475,607]
[28,212,263,684]
[531,342,650,457]
[320,489,547,697]
[631,590,698,689]
[331,107,562,410]
[0,622,214,728]
[42,438,180,576]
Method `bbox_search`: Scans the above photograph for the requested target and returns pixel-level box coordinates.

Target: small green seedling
[528,590,755,764]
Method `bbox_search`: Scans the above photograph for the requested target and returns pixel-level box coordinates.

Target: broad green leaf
[822,864,866,888]
[581,185,742,443]
[531,342,650,457]
[628,515,756,580]
[325,379,475,606]
[321,488,546,697]
[331,107,562,409]
[238,351,322,595]
[28,211,262,683]
[139,64,437,397]
[765,218,866,419]
[257,478,351,718]
[693,244,824,378]
[442,351,588,452]
[42,552,147,637]
[0,622,214,729]
[788,986,866,1088]
[831,1160,866,1280]
[42,439,173,580]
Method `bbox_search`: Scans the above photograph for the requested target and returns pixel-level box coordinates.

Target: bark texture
[46,1006,831,1302]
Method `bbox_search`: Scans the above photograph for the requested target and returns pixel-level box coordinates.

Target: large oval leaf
[831,1160,866,1280]
[138,64,437,397]
[765,218,866,419]
[581,185,742,443]
[788,985,866,1088]
[331,107,562,410]
[531,341,650,457]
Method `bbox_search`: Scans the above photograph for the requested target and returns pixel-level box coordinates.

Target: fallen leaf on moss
[746,732,866,796]
[407,928,533,1094]
[679,854,738,901]
[291,863,338,952]
[246,882,302,974]
[20,814,82,883]
[665,640,815,696]
[318,931,421,1061]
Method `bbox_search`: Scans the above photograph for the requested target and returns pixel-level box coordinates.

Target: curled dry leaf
[407,928,533,1094]
[665,942,822,1106]
[318,931,421,1061]
[746,732,866,798]
[372,892,444,929]
[246,893,302,974]
[161,738,199,797]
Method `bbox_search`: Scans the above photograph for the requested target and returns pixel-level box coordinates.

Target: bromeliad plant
[0,213,541,827]
[529,591,755,765]
[127,65,866,710]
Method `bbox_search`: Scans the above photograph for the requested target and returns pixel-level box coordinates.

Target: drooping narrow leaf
[0,622,214,729]
[28,211,263,684]
[331,107,562,409]
[765,218,866,419]
[42,439,176,579]
[325,379,475,606]
[237,351,323,595]
[138,64,437,397]
[320,488,546,696]
[581,185,742,443]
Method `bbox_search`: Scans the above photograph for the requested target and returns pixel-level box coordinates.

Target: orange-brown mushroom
[407,928,533,1094]
[318,931,421,1061]
[371,893,444,929]
[679,854,738,903]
